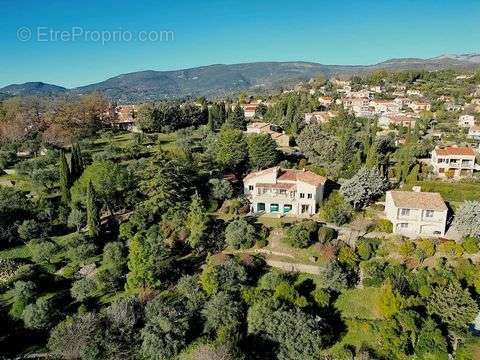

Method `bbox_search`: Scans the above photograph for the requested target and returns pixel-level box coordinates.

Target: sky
[1,0,479,88]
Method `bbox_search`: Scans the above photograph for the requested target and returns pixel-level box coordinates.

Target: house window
[301,204,309,214]
[398,223,409,229]
[270,203,279,212]
[283,204,292,213]
[400,208,410,216]
[300,193,305,199]
[425,210,434,218]
[279,189,286,195]
[307,193,312,199]
[257,203,265,212]
[248,185,254,191]
[439,168,445,173]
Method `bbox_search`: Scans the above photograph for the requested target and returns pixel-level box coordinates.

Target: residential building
[385,188,448,237]
[241,104,258,118]
[378,114,416,129]
[246,122,290,147]
[431,146,476,178]
[408,101,431,113]
[468,125,480,140]
[318,96,334,107]
[304,111,335,124]
[406,89,422,96]
[109,105,140,132]
[370,99,401,114]
[458,114,475,128]
[342,97,374,117]
[243,167,326,216]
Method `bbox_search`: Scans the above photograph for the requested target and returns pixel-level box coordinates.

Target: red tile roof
[434,146,476,156]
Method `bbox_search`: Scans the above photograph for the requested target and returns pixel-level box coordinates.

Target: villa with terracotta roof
[430,146,477,179]
[243,167,326,216]
[385,188,448,237]
[241,104,258,118]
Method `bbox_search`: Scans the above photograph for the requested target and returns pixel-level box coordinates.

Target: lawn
[403,180,480,204]
[0,245,31,260]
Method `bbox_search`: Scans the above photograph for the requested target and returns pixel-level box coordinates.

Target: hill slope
[0,82,67,97]
[2,54,479,102]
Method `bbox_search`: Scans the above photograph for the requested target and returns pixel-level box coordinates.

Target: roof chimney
[412,186,421,193]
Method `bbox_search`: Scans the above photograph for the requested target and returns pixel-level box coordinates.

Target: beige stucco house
[243,167,326,216]
[385,188,448,237]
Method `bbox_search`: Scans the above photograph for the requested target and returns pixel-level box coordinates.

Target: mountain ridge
[2,54,479,102]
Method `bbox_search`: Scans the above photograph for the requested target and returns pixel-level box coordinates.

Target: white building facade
[458,114,475,128]
[243,167,326,216]
[385,189,448,237]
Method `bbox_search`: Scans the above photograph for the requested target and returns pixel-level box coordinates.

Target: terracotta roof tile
[434,146,476,156]
[244,167,326,187]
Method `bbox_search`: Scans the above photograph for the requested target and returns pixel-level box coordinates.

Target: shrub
[416,239,436,259]
[312,288,330,307]
[319,192,354,226]
[375,219,393,233]
[283,220,318,248]
[357,241,373,260]
[225,219,256,250]
[398,240,416,257]
[318,226,337,243]
[438,240,464,257]
[71,278,98,302]
[17,220,43,241]
[256,238,267,248]
[337,245,358,267]
[462,236,479,254]
[29,240,58,265]
[23,297,55,330]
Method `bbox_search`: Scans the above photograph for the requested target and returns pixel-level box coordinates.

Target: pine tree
[224,104,245,130]
[185,193,208,249]
[86,180,100,238]
[59,150,71,203]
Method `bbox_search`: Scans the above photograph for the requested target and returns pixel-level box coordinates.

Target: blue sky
[1,0,479,88]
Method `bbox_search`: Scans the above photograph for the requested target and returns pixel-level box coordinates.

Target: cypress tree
[365,142,380,169]
[86,180,100,238]
[70,143,84,181]
[207,107,215,132]
[59,150,71,203]
[218,102,226,124]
